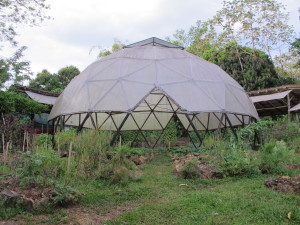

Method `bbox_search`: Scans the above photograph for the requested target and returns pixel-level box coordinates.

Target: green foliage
[181,158,200,179]
[274,49,300,80]
[35,133,52,148]
[55,129,77,151]
[0,47,32,88]
[0,91,48,113]
[291,38,300,54]
[211,0,294,56]
[29,65,80,92]
[265,119,299,144]
[203,42,292,91]
[55,129,112,178]
[215,149,259,177]
[29,69,61,92]
[0,0,50,46]
[72,130,111,178]
[234,119,274,149]
[57,65,80,88]
[38,209,68,224]
[167,20,220,58]
[0,207,25,220]
[0,58,11,88]
[162,119,178,145]
[52,184,81,207]
[258,141,294,173]
[108,145,139,183]
[19,148,63,186]
[97,39,125,58]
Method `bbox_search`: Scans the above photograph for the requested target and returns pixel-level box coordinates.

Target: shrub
[100,145,140,183]
[52,183,82,207]
[35,133,52,148]
[265,119,299,144]
[258,141,294,173]
[72,130,111,178]
[162,119,178,146]
[213,149,259,177]
[55,129,76,152]
[55,129,111,178]
[181,158,201,179]
[19,148,63,186]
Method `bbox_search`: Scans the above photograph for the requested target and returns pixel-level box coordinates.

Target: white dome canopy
[49,38,258,142]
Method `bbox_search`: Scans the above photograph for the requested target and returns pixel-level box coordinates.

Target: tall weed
[258,141,294,173]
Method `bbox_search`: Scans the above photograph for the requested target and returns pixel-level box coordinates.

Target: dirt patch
[283,164,300,170]
[67,203,138,224]
[265,176,300,196]
[0,204,139,225]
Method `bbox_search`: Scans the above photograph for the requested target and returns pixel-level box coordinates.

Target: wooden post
[22,132,26,152]
[2,133,4,155]
[119,135,122,149]
[67,141,73,173]
[287,94,291,122]
[57,137,60,156]
[26,131,29,152]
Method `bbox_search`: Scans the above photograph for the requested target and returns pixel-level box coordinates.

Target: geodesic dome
[49,37,259,146]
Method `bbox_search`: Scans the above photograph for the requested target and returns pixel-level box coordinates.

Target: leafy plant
[19,148,63,186]
[52,184,81,207]
[35,133,52,148]
[99,144,140,183]
[181,158,201,179]
[258,141,294,173]
[162,119,178,146]
[214,149,259,177]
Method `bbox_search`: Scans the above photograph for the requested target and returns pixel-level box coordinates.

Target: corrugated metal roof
[25,91,57,105]
[250,90,291,103]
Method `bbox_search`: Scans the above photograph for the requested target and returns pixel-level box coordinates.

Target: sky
[1,0,300,77]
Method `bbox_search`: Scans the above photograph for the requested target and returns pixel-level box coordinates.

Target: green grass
[69,154,300,224]
[2,153,300,224]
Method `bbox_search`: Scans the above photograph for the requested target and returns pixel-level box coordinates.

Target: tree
[0,0,50,46]
[0,90,48,150]
[29,66,80,92]
[167,20,221,58]
[97,39,125,58]
[29,69,59,91]
[0,59,10,89]
[0,46,32,88]
[203,42,294,91]
[0,91,48,114]
[57,65,80,88]
[211,0,295,57]
[291,38,300,67]
[273,37,300,80]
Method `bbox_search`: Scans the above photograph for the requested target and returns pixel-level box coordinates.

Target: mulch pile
[265,176,300,196]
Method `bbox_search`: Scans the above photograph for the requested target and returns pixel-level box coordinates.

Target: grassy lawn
[62,153,300,225]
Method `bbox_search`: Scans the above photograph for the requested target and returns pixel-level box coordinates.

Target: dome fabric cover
[49,40,258,133]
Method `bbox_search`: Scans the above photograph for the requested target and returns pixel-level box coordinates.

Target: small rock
[0,188,20,207]
[36,197,50,209]
[0,188,20,198]
[17,197,34,212]
[139,156,148,164]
